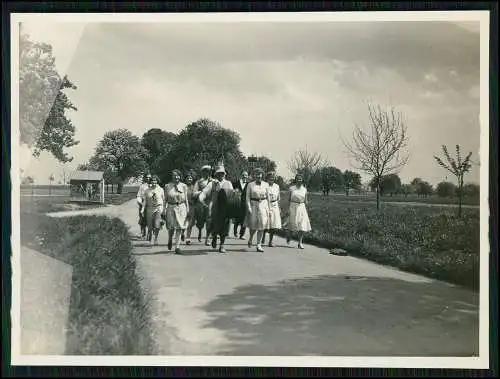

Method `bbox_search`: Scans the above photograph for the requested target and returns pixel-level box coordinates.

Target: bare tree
[341,103,410,210]
[434,144,473,217]
[287,146,326,187]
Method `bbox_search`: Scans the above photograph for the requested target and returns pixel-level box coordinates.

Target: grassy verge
[20,194,155,355]
[33,215,155,354]
[277,195,480,291]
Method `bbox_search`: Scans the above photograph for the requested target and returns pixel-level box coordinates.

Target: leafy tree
[342,103,410,210]
[276,176,288,191]
[88,129,148,193]
[370,174,401,196]
[416,181,433,197]
[397,183,413,197]
[321,166,344,192]
[343,170,362,195]
[157,118,246,183]
[436,181,457,198]
[19,31,79,162]
[249,156,277,174]
[434,144,473,217]
[462,183,480,199]
[141,128,177,174]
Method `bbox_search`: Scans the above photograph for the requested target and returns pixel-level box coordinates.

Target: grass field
[278,192,480,291]
[19,190,154,355]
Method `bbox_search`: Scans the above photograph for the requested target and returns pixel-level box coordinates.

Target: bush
[37,215,155,355]
[278,194,480,290]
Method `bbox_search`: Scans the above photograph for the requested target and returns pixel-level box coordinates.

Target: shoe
[268,242,274,247]
[168,241,173,250]
[239,236,245,240]
[186,240,191,245]
[256,245,264,253]
[219,247,227,253]
[247,241,252,248]
[205,240,210,246]
[298,244,304,249]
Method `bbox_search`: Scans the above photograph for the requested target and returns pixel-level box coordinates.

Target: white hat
[214,165,226,174]
[201,165,211,171]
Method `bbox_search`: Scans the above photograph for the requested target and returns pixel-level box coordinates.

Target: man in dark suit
[232,171,249,239]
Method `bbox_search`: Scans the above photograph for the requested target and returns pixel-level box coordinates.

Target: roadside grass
[20,193,155,355]
[278,194,480,291]
[308,192,480,206]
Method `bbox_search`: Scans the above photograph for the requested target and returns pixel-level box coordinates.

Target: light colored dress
[285,185,311,232]
[184,184,196,229]
[143,185,165,229]
[164,182,189,230]
[267,183,282,230]
[245,181,270,231]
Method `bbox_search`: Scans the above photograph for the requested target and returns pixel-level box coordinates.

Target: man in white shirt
[136,173,152,238]
[199,164,233,253]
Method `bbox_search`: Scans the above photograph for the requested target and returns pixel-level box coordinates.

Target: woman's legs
[248,229,256,247]
[298,231,304,248]
[256,230,264,252]
[261,230,267,244]
[268,229,275,247]
[174,229,182,252]
[167,228,174,250]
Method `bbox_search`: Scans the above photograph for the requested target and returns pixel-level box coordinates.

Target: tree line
[19,33,478,217]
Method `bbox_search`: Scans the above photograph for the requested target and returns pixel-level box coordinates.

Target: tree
[434,144,473,217]
[342,103,410,210]
[88,129,148,193]
[19,31,79,162]
[436,181,457,198]
[462,183,480,199]
[343,170,362,196]
[397,183,413,197]
[416,181,433,197]
[370,174,401,196]
[250,156,277,174]
[141,128,177,174]
[287,146,325,188]
[276,176,288,191]
[321,166,344,192]
[157,118,247,183]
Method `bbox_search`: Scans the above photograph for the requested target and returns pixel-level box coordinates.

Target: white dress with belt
[286,185,311,232]
[267,183,282,229]
[245,181,270,231]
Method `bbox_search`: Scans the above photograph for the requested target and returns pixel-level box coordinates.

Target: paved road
[49,200,480,356]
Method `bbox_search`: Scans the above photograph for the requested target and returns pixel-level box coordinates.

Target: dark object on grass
[330,248,348,256]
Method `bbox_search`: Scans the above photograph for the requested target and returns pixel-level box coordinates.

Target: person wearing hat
[198,163,234,253]
[140,175,165,246]
[164,169,190,254]
[232,170,249,239]
[261,171,282,247]
[136,173,152,239]
[245,167,271,252]
[192,165,213,244]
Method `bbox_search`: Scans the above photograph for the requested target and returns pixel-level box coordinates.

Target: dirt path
[47,200,480,356]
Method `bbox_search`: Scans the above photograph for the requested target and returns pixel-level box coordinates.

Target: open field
[278,193,480,291]
[19,191,154,355]
[309,192,480,207]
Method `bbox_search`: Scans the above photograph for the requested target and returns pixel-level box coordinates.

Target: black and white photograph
[10,11,490,368]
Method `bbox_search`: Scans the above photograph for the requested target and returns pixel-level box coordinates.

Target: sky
[17,16,483,185]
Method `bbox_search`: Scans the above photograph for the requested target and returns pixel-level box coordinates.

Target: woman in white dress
[164,169,189,254]
[140,175,165,246]
[285,173,311,249]
[182,171,196,245]
[245,168,270,252]
[261,171,282,247]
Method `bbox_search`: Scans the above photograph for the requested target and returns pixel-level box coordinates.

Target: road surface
[49,199,480,356]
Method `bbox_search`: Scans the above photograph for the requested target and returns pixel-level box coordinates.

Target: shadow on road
[201,274,479,356]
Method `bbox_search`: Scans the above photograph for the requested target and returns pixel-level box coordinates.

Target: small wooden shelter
[69,170,105,204]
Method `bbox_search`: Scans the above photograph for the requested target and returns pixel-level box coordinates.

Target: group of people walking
[136,163,312,254]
